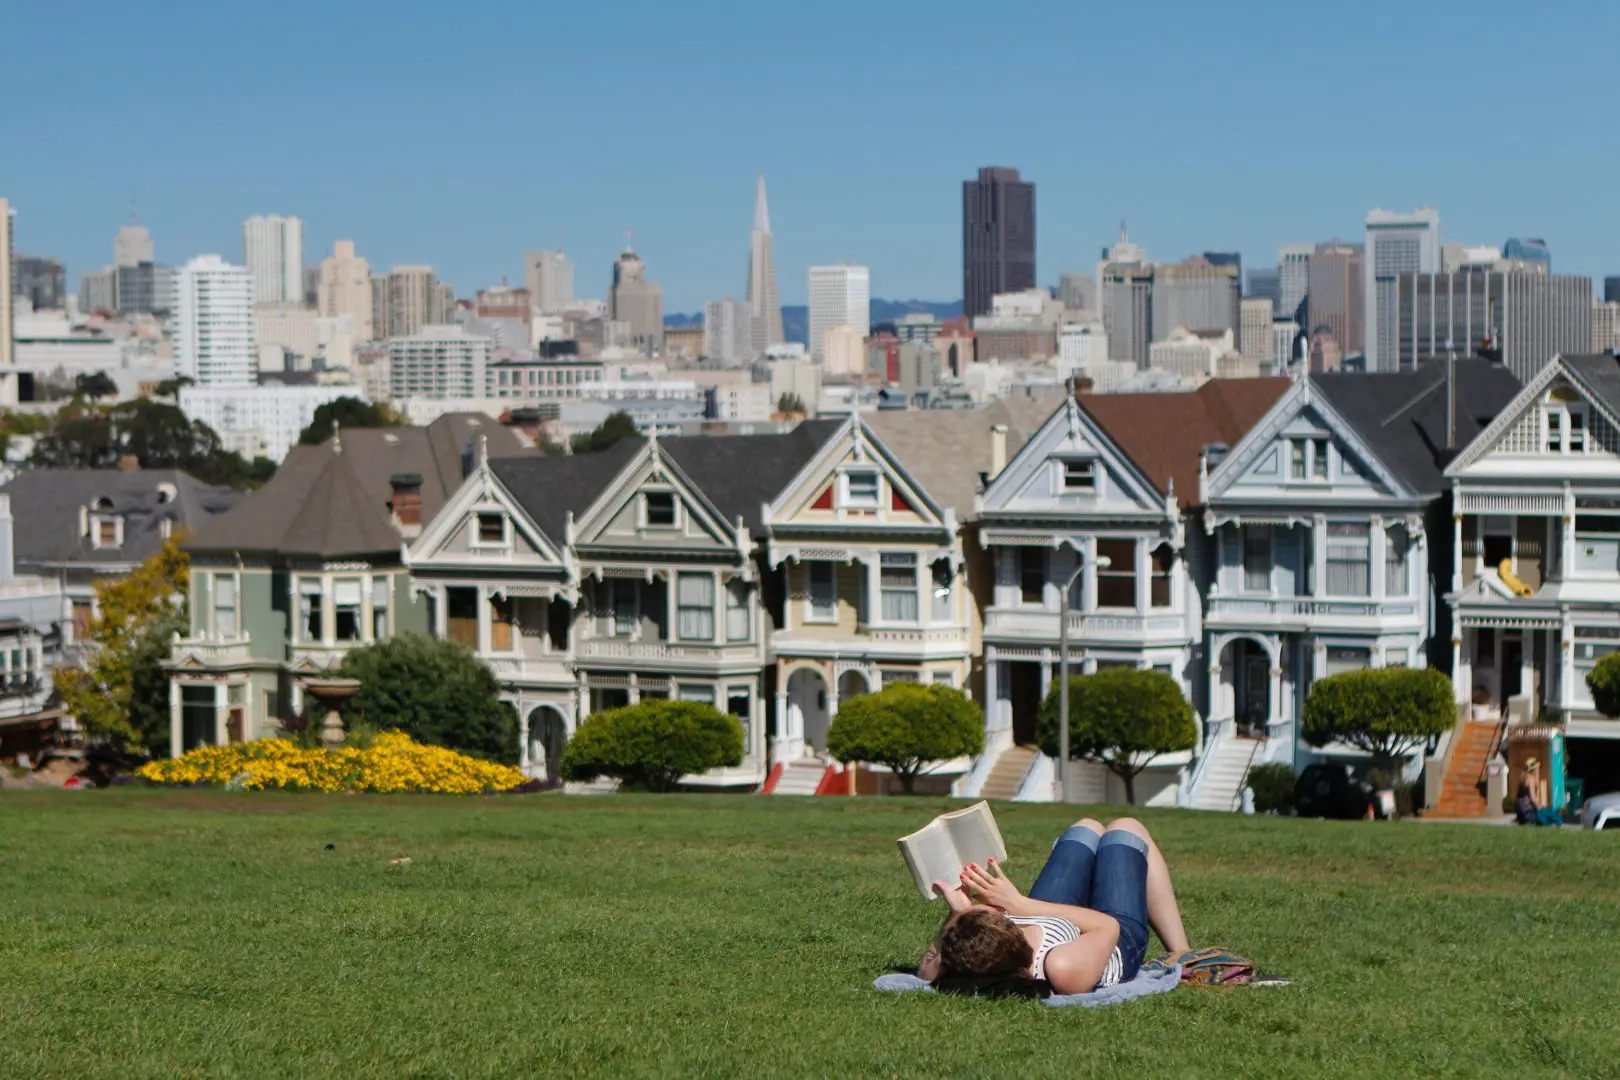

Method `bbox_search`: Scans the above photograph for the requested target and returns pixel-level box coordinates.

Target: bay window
[334,578,363,641]
[1243,527,1271,592]
[1150,544,1174,608]
[880,553,919,622]
[1385,527,1410,595]
[1095,539,1136,609]
[807,562,837,622]
[372,576,391,640]
[298,579,323,643]
[725,579,750,641]
[1326,523,1371,597]
[1018,547,1045,606]
[677,573,715,641]
[213,573,239,638]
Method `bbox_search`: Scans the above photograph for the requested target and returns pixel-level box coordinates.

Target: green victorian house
[163,414,529,752]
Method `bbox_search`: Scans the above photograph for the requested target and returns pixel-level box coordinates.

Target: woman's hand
[960,858,1023,912]
[932,880,972,915]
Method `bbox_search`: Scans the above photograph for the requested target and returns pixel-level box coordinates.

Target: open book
[897,801,1008,900]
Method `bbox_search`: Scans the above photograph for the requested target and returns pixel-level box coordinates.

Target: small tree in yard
[561,700,743,792]
[1036,668,1196,805]
[1586,653,1620,718]
[825,682,983,794]
[338,634,517,763]
[1301,667,1453,766]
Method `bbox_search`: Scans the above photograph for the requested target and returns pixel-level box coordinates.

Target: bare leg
[1104,818,1189,953]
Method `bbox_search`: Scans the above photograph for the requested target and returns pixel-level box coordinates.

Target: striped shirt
[1011,915,1124,989]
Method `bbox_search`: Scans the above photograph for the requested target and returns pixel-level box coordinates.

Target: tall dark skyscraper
[1605,276,1620,305]
[962,167,1035,319]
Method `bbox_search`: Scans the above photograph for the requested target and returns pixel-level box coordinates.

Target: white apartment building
[243,215,304,307]
[180,383,361,463]
[822,325,865,377]
[388,325,491,400]
[807,264,870,361]
[1058,320,1109,380]
[1149,328,1238,382]
[255,304,320,368]
[706,383,773,422]
[171,255,256,386]
[318,240,373,342]
[1364,207,1441,372]
[1239,297,1275,365]
[488,357,607,400]
[1594,300,1620,354]
[703,298,753,366]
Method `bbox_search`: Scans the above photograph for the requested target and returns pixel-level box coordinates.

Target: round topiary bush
[825,682,983,794]
[561,700,744,792]
[1586,653,1620,718]
[1301,666,1452,764]
[1035,667,1196,805]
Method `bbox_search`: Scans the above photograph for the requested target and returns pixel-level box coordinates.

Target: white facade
[243,215,304,307]
[1595,300,1620,354]
[180,383,361,463]
[1150,328,1237,382]
[1239,298,1275,365]
[703,298,753,365]
[171,255,257,386]
[318,240,373,342]
[1058,320,1109,380]
[1274,320,1301,368]
[708,383,773,422]
[1278,243,1312,320]
[525,251,574,316]
[808,265,870,361]
[747,176,785,351]
[822,325,865,377]
[254,304,319,368]
[1364,207,1441,372]
[387,324,492,400]
[115,223,154,268]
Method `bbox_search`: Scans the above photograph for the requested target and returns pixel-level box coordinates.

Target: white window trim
[841,470,881,510]
[470,508,512,551]
[1542,403,1589,455]
[805,562,839,624]
[1058,457,1098,494]
[641,489,682,530]
[211,571,241,640]
[1287,437,1332,483]
[90,514,125,550]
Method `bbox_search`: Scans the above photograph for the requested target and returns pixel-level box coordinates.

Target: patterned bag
[1164,947,1256,986]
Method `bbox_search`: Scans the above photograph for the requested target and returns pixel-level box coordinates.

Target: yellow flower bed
[137,732,525,795]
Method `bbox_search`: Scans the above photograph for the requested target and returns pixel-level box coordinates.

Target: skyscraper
[747,175,784,352]
[1278,244,1313,324]
[962,167,1035,320]
[0,199,14,405]
[1244,267,1280,313]
[1058,272,1096,312]
[243,214,304,307]
[1394,266,1590,381]
[524,250,574,315]
[1503,238,1550,268]
[703,298,753,366]
[115,223,153,268]
[12,256,65,311]
[1306,243,1365,356]
[1151,258,1239,340]
[1239,298,1275,365]
[172,255,256,386]
[807,265,871,361]
[1364,207,1441,372]
[1097,228,1152,369]
[318,240,374,341]
[372,266,448,340]
[609,248,663,353]
[1606,277,1620,305]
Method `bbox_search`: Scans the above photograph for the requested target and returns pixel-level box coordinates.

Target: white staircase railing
[1183,718,1228,806]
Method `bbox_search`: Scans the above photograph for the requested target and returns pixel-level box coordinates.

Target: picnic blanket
[873,961,1181,1009]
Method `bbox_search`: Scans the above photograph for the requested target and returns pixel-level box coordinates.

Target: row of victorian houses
[156,354,1620,808]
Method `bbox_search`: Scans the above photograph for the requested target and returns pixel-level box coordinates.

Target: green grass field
[1,790,1614,1079]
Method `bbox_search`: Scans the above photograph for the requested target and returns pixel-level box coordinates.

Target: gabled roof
[185,413,528,559]
[1079,378,1291,507]
[1312,360,1521,495]
[1560,354,1620,416]
[866,398,1059,521]
[0,468,242,569]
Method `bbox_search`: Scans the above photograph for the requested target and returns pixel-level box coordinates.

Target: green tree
[561,699,744,792]
[337,634,517,762]
[825,682,983,794]
[27,399,274,490]
[777,393,807,415]
[1036,668,1196,805]
[73,371,120,401]
[570,411,639,454]
[153,376,195,399]
[55,537,190,748]
[298,397,405,445]
[1301,667,1454,764]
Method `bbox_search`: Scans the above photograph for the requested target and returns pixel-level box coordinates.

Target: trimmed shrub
[825,683,983,794]
[338,634,517,763]
[1587,653,1620,718]
[1245,762,1296,814]
[561,700,744,792]
[1036,668,1196,805]
[1301,667,1453,762]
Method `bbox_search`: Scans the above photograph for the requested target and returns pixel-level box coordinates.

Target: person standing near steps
[916,817,1191,995]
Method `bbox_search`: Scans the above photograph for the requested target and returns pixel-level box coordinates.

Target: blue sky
[4,1,1614,312]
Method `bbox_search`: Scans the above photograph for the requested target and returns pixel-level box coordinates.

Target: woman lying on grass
[917,817,1190,995]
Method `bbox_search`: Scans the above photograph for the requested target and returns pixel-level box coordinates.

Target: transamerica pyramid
[746,174,784,353]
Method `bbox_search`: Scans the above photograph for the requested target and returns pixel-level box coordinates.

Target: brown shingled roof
[1078,377,1290,507]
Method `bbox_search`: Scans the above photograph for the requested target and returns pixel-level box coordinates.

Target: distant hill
[666,299,961,346]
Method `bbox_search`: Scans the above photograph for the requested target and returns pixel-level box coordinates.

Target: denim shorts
[1025,825,1151,980]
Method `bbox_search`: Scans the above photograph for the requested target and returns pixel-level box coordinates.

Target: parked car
[1294,763,1377,820]
[1582,791,1620,830]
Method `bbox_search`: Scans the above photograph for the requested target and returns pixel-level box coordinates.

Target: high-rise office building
[1394,267,1590,381]
[12,256,65,311]
[116,263,173,316]
[318,240,374,341]
[807,264,871,361]
[1592,299,1620,354]
[80,269,116,313]
[1306,243,1365,356]
[171,255,256,386]
[115,223,153,268]
[609,248,663,353]
[1151,258,1239,340]
[0,199,13,405]
[1364,207,1441,372]
[703,298,753,366]
[747,176,784,352]
[524,250,574,316]
[1278,244,1313,323]
[1244,267,1280,313]
[1239,298,1275,365]
[1273,321,1301,368]
[1604,277,1620,305]
[242,214,304,307]
[1100,264,1153,369]
[372,266,448,340]
[1503,238,1550,268]
[962,167,1035,319]
[1059,272,1096,312]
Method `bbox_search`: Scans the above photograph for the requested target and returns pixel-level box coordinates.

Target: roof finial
[477,433,489,469]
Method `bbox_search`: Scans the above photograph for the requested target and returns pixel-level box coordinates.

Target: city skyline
[6,2,1620,311]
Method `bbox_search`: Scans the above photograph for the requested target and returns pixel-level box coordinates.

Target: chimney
[0,495,13,581]
[118,454,140,471]
[990,424,1009,477]
[389,473,424,528]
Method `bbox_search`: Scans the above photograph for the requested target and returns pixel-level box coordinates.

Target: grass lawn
[1,790,1615,1079]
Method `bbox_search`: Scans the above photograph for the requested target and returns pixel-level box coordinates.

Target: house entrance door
[1502,634,1523,706]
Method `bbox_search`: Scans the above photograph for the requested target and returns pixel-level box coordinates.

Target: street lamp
[1055,551,1110,803]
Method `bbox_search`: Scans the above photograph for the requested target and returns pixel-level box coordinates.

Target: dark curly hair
[937,908,1033,978]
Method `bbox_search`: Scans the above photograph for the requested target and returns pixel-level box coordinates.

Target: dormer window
[475,511,507,547]
[644,491,677,528]
[89,498,123,549]
[1061,460,1096,492]
[96,518,119,548]
[1288,437,1330,481]
[844,471,880,508]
